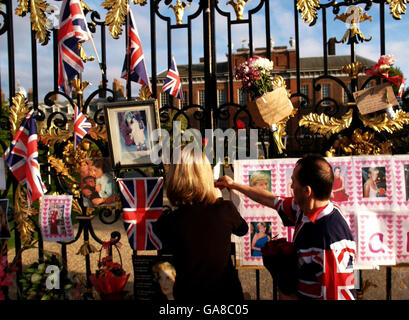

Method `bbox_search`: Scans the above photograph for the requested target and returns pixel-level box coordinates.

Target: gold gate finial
[226,0,250,20]
[169,0,190,25]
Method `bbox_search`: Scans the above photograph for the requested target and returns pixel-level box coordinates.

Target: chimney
[328,37,336,55]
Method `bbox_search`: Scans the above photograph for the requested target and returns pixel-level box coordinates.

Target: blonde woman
[363,167,379,198]
[155,146,248,301]
[249,171,270,191]
[152,261,176,300]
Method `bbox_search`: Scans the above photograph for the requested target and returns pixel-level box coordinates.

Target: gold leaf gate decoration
[15,0,50,44]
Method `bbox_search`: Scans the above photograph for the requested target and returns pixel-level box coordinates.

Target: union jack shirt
[273,197,356,300]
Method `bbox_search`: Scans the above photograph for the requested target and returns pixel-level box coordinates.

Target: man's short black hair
[295,154,334,201]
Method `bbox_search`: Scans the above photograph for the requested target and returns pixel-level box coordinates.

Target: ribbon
[102,239,122,255]
[365,64,405,98]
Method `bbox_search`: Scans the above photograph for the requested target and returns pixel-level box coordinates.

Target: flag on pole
[121,6,152,92]
[118,178,163,251]
[58,0,92,94]
[3,110,47,204]
[162,56,183,100]
[73,104,91,150]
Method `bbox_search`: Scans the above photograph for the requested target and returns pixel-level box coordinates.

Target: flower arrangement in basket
[89,240,130,300]
[234,56,294,129]
[261,237,298,296]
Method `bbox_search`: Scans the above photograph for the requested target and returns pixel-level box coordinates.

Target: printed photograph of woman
[48,202,66,236]
[118,110,149,152]
[251,222,271,257]
[152,261,176,300]
[249,171,271,191]
[0,199,10,239]
[80,158,116,207]
[330,166,349,202]
[362,167,387,198]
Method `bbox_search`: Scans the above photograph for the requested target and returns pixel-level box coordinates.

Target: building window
[300,85,309,102]
[217,89,226,107]
[182,91,188,107]
[321,84,331,105]
[198,90,205,106]
[238,88,247,105]
[343,83,352,103]
[160,92,169,107]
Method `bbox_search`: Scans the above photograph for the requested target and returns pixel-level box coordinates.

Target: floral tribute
[234,56,275,100]
[89,241,129,299]
[261,237,298,295]
[0,243,18,300]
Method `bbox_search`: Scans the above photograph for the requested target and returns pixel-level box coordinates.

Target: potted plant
[234,56,294,129]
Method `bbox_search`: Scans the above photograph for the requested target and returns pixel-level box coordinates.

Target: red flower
[236,120,246,129]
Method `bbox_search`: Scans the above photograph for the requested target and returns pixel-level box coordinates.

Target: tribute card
[276,158,298,197]
[356,211,396,266]
[391,154,409,210]
[353,156,393,210]
[40,195,75,242]
[395,214,409,264]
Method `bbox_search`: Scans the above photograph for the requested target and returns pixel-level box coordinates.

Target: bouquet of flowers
[0,243,18,300]
[261,237,298,295]
[234,56,275,100]
[89,241,129,299]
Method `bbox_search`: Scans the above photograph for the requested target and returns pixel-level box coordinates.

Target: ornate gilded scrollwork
[226,0,249,20]
[14,184,38,245]
[299,109,353,137]
[102,0,146,39]
[15,0,50,45]
[296,0,320,24]
[341,62,365,79]
[387,0,408,20]
[274,107,297,154]
[359,109,409,134]
[9,93,30,137]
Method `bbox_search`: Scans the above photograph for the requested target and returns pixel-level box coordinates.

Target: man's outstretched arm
[215,176,276,208]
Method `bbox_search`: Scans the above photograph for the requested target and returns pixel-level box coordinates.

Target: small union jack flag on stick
[73,104,91,150]
[3,109,47,204]
[118,177,164,251]
[162,55,183,100]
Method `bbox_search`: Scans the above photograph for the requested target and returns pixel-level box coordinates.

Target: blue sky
[1,0,409,101]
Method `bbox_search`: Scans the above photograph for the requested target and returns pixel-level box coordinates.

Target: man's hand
[215,176,235,190]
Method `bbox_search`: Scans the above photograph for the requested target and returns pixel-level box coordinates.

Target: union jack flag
[162,56,183,100]
[121,6,152,92]
[58,0,91,94]
[73,104,91,150]
[3,110,47,204]
[118,177,163,251]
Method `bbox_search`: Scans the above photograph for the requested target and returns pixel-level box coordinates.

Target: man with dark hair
[216,154,356,300]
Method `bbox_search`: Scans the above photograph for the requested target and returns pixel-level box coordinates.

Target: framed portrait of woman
[103,100,160,169]
[326,156,354,208]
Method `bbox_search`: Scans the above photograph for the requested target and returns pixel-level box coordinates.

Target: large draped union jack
[73,104,91,150]
[58,0,91,94]
[118,178,163,251]
[121,6,152,92]
[162,56,183,100]
[3,110,47,204]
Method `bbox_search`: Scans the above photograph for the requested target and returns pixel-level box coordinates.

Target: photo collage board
[233,155,409,268]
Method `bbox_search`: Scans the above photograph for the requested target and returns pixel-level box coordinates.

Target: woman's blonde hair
[152,261,176,281]
[250,171,270,187]
[165,146,218,206]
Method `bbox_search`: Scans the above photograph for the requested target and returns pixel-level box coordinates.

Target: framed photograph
[80,158,116,208]
[103,100,160,168]
[0,199,10,239]
[39,195,75,242]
